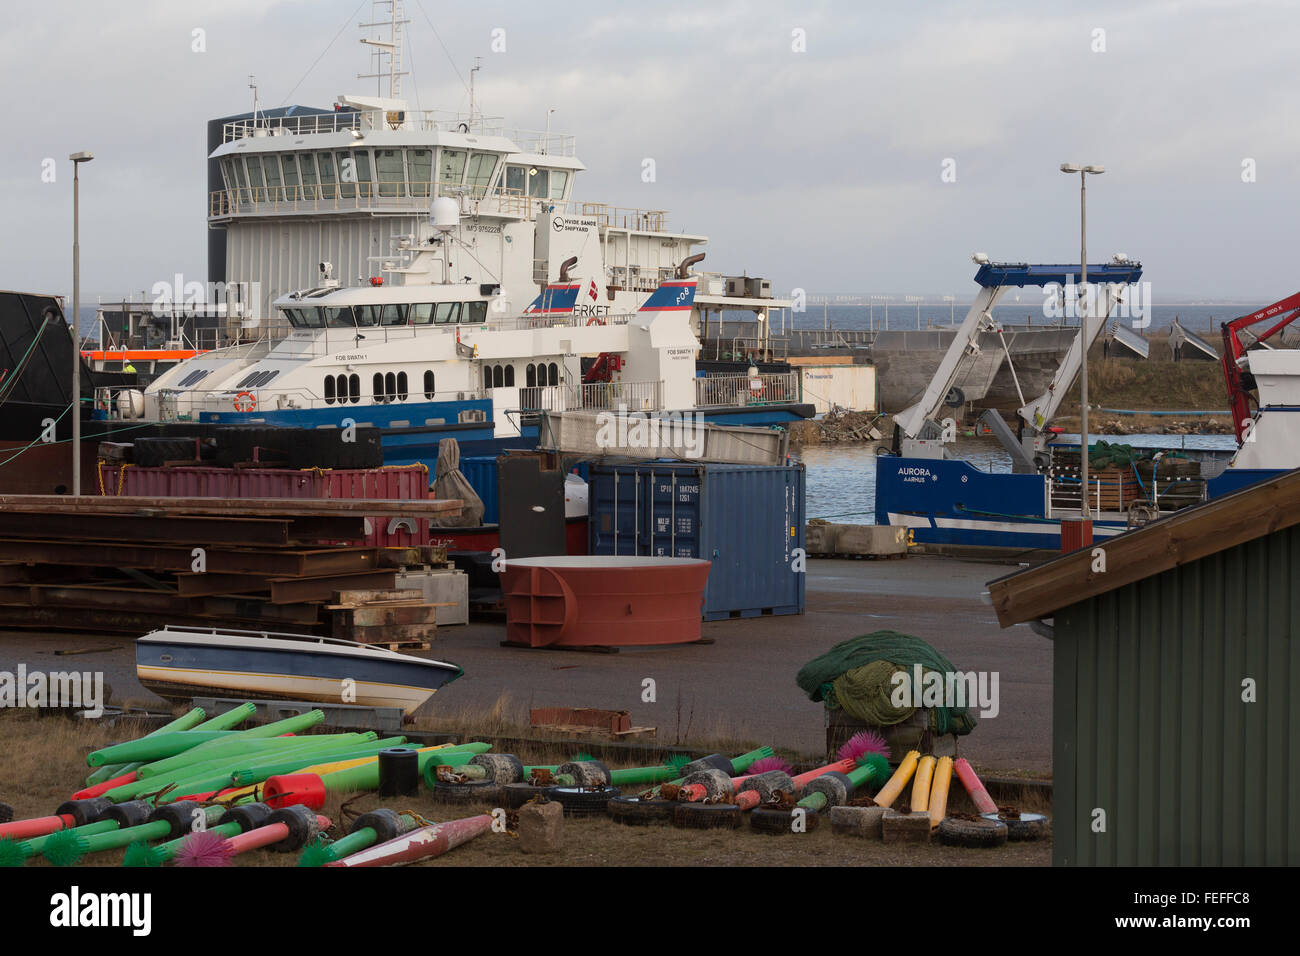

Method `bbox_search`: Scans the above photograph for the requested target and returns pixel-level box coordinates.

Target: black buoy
[377,748,420,797]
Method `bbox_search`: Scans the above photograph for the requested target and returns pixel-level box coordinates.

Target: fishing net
[796,630,977,736]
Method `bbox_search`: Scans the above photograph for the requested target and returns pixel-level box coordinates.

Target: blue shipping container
[587,461,806,621]
[460,456,501,525]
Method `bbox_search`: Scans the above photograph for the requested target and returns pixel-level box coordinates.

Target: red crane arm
[1220,291,1300,441]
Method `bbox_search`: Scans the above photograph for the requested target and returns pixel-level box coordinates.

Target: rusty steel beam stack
[0,495,461,646]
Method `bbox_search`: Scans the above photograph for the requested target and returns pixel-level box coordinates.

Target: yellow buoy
[928,756,953,827]
[873,750,920,809]
[910,755,937,813]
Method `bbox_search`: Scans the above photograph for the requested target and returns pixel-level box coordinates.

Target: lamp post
[1060,162,1103,521]
[69,151,94,495]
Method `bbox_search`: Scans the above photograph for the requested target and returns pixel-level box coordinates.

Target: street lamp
[70,150,93,495]
[1060,162,1104,521]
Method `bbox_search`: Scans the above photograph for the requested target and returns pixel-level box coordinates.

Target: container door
[588,465,644,557]
[644,466,703,559]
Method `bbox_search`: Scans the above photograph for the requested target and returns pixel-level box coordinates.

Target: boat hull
[875,455,1285,550]
[135,630,462,715]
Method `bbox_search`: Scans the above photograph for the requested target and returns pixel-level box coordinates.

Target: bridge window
[336,151,356,199]
[376,149,403,197]
[324,375,335,404]
[549,170,568,200]
[466,153,496,196]
[352,149,373,199]
[262,155,284,201]
[410,304,433,325]
[464,301,487,324]
[397,371,408,401]
[434,302,461,325]
[424,370,435,398]
[281,154,300,198]
[439,149,466,187]
[408,149,432,198]
[245,156,265,197]
[298,152,318,199]
[354,305,379,327]
[317,151,338,199]
[321,307,356,328]
[504,165,525,195]
[527,168,549,198]
[380,304,407,326]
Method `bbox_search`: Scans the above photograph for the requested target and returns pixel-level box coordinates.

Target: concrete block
[829,804,887,838]
[396,568,468,625]
[881,808,932,844]
[835,524,908,556]
[805,522,842,555]
[517,799,564,854]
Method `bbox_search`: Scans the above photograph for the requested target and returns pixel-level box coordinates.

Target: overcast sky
[2,0,1297,304]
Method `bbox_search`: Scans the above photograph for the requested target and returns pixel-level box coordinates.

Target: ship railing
[701,334,791,360]
[573,202,671,233]
[210,181,507,218]
[694,371,799,407]
[222,110,576,155]
[482,311,637,332]
[144,383,489,420]
[519,380,664,413]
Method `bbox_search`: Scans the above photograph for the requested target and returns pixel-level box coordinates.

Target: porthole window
[424,369,435,399]
[336,374,349,403]
[492,365,504,388]
[324,376,335,405]
[526,364,537,388]
[349,374,360,403]
[548,362,558,386]
[374,372,386,403]
[385,372,397,401]
[504,365,515,387]
[396,371,408,401]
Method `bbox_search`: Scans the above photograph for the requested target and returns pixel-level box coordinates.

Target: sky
[1,0,1297,305]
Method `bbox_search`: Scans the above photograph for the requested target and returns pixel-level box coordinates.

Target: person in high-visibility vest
[124,363,136,373]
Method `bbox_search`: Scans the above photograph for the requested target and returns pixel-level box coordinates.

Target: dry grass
[0,710,1050,867]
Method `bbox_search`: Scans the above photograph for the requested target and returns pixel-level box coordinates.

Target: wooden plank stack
[0,495,461,647]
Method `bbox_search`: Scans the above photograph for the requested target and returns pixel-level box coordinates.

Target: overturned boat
[136,626,462,715]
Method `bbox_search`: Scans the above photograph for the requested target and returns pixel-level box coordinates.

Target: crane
[1220,291,1300,442]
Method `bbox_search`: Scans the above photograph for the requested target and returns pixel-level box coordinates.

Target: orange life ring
[586,316,606,326]
[233,391,257,412]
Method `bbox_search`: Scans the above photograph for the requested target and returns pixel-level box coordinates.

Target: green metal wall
[1054,524,1299,865]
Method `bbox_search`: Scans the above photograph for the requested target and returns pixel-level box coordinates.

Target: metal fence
[519,380,663,413]
[694,372,799,407]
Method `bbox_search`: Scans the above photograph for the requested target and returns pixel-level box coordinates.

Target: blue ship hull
[195,399,807,467]
[875,455,1282,550]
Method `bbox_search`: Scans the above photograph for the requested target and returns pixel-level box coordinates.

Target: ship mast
[358,0,410,98]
